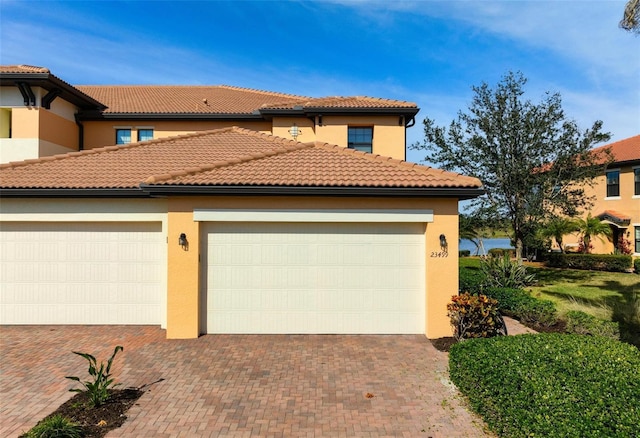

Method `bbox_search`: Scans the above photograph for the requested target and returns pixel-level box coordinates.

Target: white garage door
[204,222,425,334]
[0,222,164,325]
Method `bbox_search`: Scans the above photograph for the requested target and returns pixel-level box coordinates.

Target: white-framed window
[605,169,620,198]
[137,129,154,142]
[115,128,132,145]
[348,127,373,153]
[634,167,640,197]
[635,226,640,254]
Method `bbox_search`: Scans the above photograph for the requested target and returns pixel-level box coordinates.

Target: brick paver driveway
[1,326,490,437]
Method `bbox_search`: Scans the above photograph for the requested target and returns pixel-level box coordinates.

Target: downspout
[74,113,84,151]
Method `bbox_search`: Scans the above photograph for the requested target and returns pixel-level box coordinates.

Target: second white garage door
[203,222,425,334]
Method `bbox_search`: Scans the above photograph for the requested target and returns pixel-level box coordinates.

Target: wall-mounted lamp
[288,123,301,140]
[439,234,448,251]
[179,233,189,251]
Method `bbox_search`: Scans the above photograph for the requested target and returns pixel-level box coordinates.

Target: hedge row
[483,287,557,327]
[635,258,640,274]
[449,334,640,437]
[547,253,632,272]
[565,310,620,340]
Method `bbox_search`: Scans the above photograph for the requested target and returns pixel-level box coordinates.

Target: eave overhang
[0,72,106,110]
[258,106,420,119]
[1,185,485,200]
[139,185,484,199]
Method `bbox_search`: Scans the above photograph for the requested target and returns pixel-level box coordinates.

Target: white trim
[604,196,621,201]
[193,209,434,223]
[0,198,167,222]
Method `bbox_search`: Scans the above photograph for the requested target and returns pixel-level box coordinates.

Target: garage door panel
[0,222,164,325]
[204,221,425,334]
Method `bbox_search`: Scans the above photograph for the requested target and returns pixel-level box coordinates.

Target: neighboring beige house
[0,65,484,339]
[561,135,640,255]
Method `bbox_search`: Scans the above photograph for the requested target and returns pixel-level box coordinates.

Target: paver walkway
[0,326,494,437]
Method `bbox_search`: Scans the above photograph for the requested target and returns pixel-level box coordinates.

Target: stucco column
[424,200,459,338]
[166,207,200,339]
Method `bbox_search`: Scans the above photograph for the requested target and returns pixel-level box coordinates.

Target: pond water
[459,237,514,255]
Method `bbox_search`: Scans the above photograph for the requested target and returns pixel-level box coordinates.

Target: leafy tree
[412,71,611,260]
[575,213,613,254]
[620,0,640,34]
[539,217,579,253]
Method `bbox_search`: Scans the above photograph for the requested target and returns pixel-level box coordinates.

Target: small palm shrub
[66,345,123,407]
[481,254,536,288]
[24,415,83,438]
[447,293,506,341]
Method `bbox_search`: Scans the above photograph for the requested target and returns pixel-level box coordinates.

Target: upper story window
[138,129,154,142]
[606,170,620,198]
[348,127,373,153]
[116,128,131,145]
[634,168,640,196]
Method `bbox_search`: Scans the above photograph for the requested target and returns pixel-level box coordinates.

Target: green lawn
[459,257,640,346]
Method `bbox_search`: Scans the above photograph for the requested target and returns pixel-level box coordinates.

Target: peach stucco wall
[82,115,407,160]
[81,120,273,149]
[165,196,459,339]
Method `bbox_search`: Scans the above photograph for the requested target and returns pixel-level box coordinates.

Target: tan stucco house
[0,65,484,339]
[561,135,640,256]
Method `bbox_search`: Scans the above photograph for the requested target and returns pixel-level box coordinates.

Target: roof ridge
[0,127,240,170]
[217,85,310,100]
[145,133,312,184]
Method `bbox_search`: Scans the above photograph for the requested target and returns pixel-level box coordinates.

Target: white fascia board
[0,198,167,222]
[194,209,434,223]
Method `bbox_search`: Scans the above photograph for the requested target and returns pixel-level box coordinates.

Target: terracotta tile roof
[75,85,307,115]
[260,96,418,110]
[591,135,640,164]
[75,85,418,115]
[0,128,481,192]
[597,210,631,221]
[0,65,51,74]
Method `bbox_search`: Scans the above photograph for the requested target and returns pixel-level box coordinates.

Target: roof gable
[0,127,481,195]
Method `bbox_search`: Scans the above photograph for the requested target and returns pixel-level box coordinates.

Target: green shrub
[449,334,640,438]
[459,249,471,257]
[481,254,536,289]
[634,258,639,274]
[24,415,84,438]
[565,310,620,340]
[487,248,516,258]
[447,293,506,341]
[66,345,123,407]
[547,253,632,272]
[459,266,485,294]
[483,287,557,327]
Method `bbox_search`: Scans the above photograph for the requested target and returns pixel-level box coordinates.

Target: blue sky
[1,0,638,164]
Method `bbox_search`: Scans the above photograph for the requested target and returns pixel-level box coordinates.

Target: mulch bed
[20,388,143,438]
[430,319,568,353]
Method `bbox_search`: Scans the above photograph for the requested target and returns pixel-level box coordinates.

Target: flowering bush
[447,293,506,341]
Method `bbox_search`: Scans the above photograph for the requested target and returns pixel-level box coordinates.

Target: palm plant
[575,214,612,254]
[539,217,579,253]
[459,215,481,255]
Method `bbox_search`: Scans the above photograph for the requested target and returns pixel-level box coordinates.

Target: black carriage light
[439,234,448,250]
[178,233,188,250]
